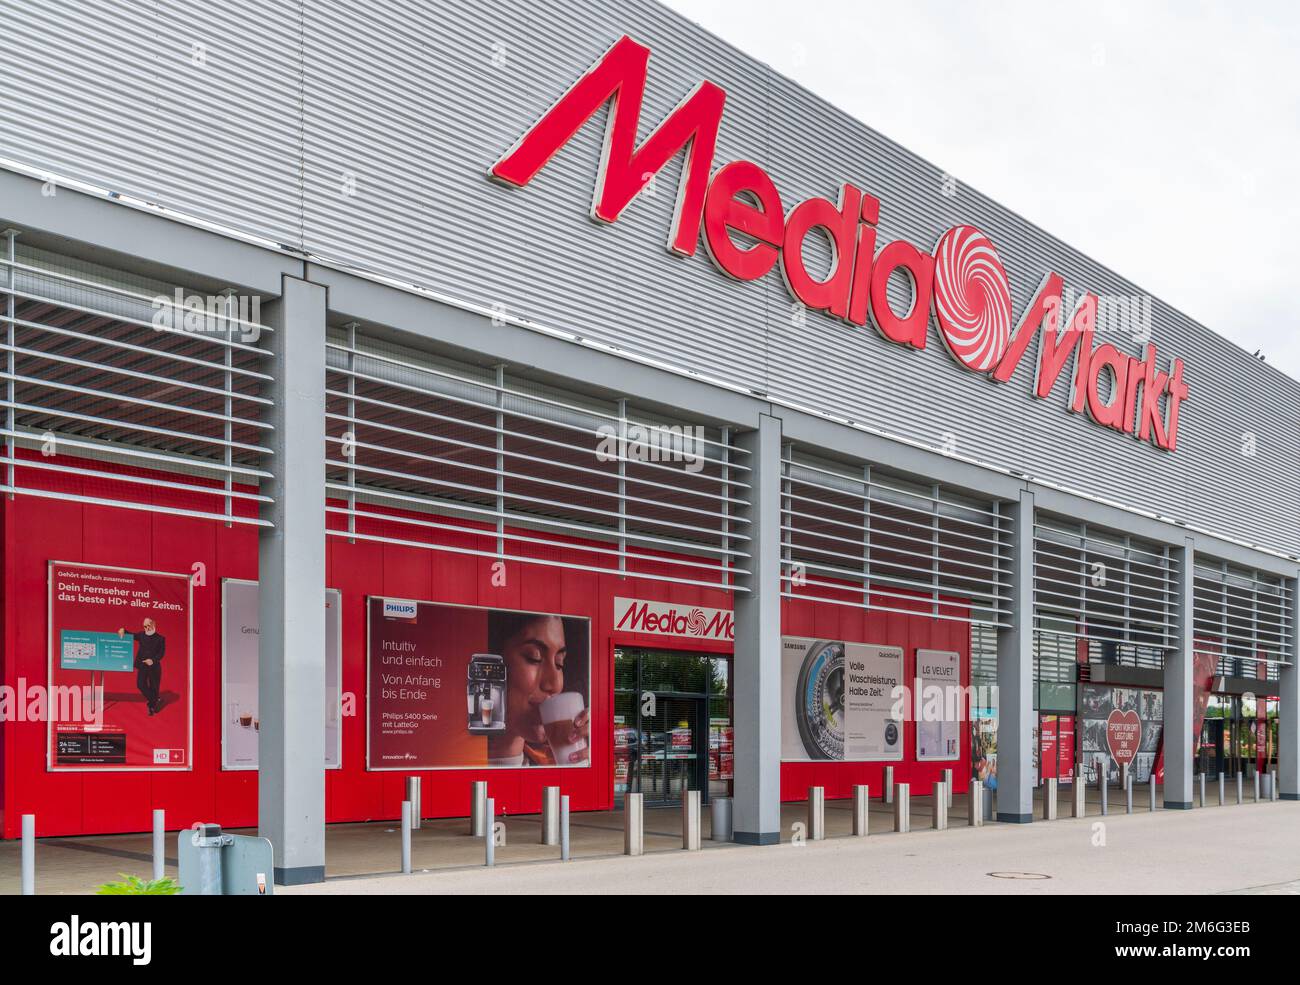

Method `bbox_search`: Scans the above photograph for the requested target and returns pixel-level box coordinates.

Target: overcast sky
[665,0,1300,379]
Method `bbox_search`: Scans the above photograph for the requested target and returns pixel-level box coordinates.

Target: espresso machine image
[467,653,506,734]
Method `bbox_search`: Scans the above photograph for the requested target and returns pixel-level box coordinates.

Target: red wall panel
[3,453,973,837]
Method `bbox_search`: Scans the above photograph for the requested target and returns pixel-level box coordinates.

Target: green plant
[94,874,182,895]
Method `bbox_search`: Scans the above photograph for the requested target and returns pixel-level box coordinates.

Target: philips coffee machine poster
[220,580,344,770]
[367,598,591,769]
[780,636,904,762]
[1079,684,1163,784]
[47,562,192,771]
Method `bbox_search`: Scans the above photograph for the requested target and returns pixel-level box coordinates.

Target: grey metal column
[733,413,782,845]
[1281,574,1300,800]
[257,274,328,885]
[1162,537,1196,808]
[996,489,1034,823]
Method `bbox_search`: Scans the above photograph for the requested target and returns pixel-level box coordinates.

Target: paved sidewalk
[286,800,1300,895]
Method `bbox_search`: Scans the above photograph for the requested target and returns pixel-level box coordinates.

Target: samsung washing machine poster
[781,637,904,762]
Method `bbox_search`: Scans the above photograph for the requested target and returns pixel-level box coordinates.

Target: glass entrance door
[614,646,731,807]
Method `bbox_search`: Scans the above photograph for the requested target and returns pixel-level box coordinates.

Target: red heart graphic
[1106,709,1141,766]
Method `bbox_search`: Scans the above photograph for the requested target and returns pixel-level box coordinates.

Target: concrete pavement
[286,799,1300,895]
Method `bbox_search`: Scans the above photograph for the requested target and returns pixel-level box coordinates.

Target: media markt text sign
[613,597,733,642]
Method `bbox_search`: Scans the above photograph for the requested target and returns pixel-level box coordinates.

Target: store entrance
[613,646,732,808]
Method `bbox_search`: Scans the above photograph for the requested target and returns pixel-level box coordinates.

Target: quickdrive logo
[614,597,734,641]
[489,35,1189,452]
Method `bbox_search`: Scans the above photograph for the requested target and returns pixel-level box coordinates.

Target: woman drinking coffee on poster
[485,611,591,767]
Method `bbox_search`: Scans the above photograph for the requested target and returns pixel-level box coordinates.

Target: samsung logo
[382,599,418,619]
[50,916,151,966]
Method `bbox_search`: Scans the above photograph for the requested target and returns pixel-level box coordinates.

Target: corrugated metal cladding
[2,0,1297,555]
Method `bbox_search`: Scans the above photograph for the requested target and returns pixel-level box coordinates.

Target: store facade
[1,0,1298,884]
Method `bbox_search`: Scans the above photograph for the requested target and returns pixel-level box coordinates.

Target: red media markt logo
[488,35,1189,452]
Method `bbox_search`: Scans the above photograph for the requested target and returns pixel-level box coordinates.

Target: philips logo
[50,916,151,966]
[382,599,419,619]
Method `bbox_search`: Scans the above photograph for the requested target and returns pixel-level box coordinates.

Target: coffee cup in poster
[540,691,588,765]
[1105,708,1141,767]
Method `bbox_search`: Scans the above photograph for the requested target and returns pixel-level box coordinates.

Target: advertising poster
[781,637,904,762]
[971,705,997,792]
[221,580,343,770]
[48,561,192,771]
[367,598,591,770]
[915,648,962,761]
[1080,684,1163,783]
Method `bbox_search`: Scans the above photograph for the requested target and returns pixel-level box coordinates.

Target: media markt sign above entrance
[489,35,1189,452]
[614,597,734,642]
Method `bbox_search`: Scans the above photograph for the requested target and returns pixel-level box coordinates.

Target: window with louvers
[780,448,1014,626]
[1193,558,1292,683]
[325,326,749,592]
[0,242,273,525]
[1032,515,1179,662]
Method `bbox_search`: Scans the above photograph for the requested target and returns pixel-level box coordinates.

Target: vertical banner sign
[781,637,904,762]
[367,598,591,769]
[915,648,962,761]
[48,562,192,771]
[220,580,344,770]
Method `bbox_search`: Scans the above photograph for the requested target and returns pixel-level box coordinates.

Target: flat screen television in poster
[220,579,344,770]
[781,636,904,762]
[366,598,591,770]
[47,561,192,771]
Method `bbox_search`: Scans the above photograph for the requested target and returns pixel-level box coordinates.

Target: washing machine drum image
[796,640,845,760]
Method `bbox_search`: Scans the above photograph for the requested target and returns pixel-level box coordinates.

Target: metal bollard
[406,775,422,830]
[624,792,644,856]
[21,814,35,896]
[1124,775,1133,814]
[968,780,984,827]
[1073,768,1086,818]
[884,766,894,803]
[401,800,412,874]
[1254,770,1261,803]
[1198,772,1206,808]
[560,795,571,861]
[943,769,953,808]
[471,780,488,836]
[1043,778,1058,820]
[152,809,166,881]
[807,786,825,841]
[852,785,870,836]
[1099,768,1108,816]
[1236,771,1243,805]
[933,782,948,829]
[711,797,733,842]
[1272,769,1280,801]
[1149,775,1157,811]
[682,790,701,850]
[541,786,560,846]
[1218,772,1225,806]
[894,783,910,833]
[485,797,495,866]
